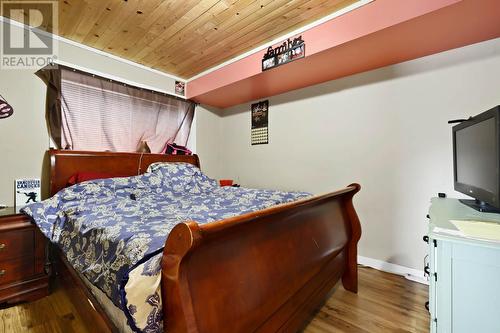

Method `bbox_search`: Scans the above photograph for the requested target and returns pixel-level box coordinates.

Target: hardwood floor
[0,282,90,333]
[0,266,429,333]
[303,267,430,333]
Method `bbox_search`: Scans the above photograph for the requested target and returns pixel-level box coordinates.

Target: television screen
[453,105,500,211]
[455,117,498,194]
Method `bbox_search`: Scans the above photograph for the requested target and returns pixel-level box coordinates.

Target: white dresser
[427,197,500,333]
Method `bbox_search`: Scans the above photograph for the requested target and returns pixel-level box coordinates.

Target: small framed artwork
[175,81,185,96]
[262,57,276,71]
[290,44,305,60]
[251,100,269,145]
[15,178,41,209]
[277,52,290,65]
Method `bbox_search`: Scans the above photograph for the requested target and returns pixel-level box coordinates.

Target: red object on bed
[219,179,233,187]
[67,171,121,186]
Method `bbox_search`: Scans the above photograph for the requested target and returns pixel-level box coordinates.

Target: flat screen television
[453,105,500,212]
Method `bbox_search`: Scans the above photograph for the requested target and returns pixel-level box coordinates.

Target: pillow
[146,162,217,193]
[66,171,122,186]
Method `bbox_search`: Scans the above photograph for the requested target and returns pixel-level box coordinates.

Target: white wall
[198,38,500,270]
[0,20,179,206]
[195,105,223,179]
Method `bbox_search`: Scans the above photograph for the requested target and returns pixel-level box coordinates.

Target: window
[37,66,194,153]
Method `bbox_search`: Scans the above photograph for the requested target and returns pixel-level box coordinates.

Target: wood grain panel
[0,257,34,287]
[48,149,200,195]
[159,182,361,333]
[174,0,359,77]
[0,229,34,261]
[2,0,361,78]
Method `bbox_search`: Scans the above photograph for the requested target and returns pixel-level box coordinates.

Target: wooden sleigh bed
[46,149,361,333]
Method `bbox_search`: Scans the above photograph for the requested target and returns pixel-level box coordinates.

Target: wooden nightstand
[0,208,49,304]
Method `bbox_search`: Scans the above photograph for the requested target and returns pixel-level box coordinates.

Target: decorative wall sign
[251,100,269,145]
[0,94,14,119]
[15,178,41,209]
[175,81,185,96]
[262,36,305,71]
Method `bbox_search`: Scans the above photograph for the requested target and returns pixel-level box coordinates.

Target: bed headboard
[48,149,201,196]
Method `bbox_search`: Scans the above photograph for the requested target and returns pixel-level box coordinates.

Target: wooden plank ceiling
[5,0,361,79]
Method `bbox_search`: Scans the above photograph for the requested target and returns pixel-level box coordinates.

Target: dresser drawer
[0,229,34,261]
[0,257,34,286]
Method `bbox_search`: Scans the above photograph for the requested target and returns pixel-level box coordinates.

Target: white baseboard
[358,255,429,285]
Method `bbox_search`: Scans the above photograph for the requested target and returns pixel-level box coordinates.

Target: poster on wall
[251,100,269,145]
[15,178,41,211]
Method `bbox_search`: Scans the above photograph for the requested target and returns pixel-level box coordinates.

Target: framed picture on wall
[261,35,305,71]
[277,52,290,65]
[290,44,305,60]
[262,57,276,70]
[175,81,185,96]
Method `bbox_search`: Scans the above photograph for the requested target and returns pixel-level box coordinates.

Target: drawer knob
[0,243,5,250]
[0,270,5,277]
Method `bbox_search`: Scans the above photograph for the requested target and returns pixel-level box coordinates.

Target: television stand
[458,199,500,213]
[427,198,500,333]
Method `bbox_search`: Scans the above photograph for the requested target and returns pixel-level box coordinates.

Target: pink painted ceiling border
[187,0,461,99]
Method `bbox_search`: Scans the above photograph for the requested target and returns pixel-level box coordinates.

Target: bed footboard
[161,184,361,333]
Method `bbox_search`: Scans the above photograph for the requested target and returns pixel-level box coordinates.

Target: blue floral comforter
[22,162,309,332]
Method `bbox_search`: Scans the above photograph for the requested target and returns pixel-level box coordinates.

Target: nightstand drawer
[0,257,34,286]
[0,229,34,261]
[0,209,49,304]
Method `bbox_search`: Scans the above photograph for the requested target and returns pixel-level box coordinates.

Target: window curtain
[36,67,62,147]
[36,65,195,153]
